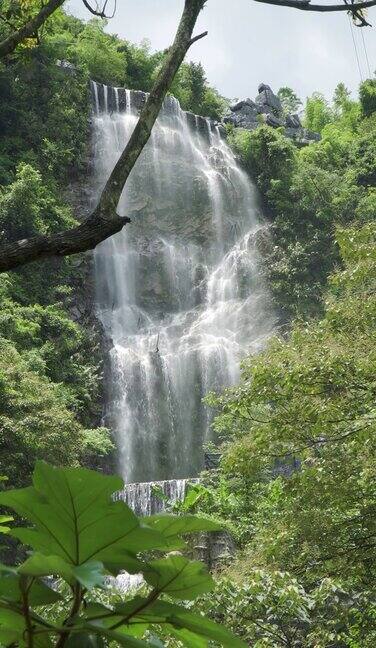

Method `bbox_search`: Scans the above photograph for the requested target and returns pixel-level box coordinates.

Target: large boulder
[230,99,246,112]
[286,113,302,128]
[265,113,284,128]
[224,103,260,130]
[255,83,283,115]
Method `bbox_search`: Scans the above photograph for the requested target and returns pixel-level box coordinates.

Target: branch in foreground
[252,0,376,20]
[0,0,65,59]
[0,0,206,273]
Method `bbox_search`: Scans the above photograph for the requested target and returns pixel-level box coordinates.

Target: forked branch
[81,0,117,19]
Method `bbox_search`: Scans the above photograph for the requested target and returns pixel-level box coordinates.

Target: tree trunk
[0,0,66,59]
[0,0,206,273]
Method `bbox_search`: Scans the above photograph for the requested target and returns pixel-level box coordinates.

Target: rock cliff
[224,83,321,145]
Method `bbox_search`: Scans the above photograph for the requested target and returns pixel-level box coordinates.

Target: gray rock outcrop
[224,83,321,145]
[256,83,283,115]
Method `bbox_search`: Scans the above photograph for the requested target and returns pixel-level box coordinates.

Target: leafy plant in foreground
[0,462,246,647]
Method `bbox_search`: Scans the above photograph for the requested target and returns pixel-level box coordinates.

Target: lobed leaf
[0,462,167,573]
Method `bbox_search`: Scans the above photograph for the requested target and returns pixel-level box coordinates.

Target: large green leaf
[20,553,108,590]
[168,609,246,648]
[111,599,247,647]
[0,605,56,647]
[0,608,25,644]
[65,634,105,647]
[0,462,167,572]
[144,556,214,600]
[82,602,149,638]
[0,564,61,606]
[79,626,158,647]
[19,553,75,583]
[145,514,222,540]
[73,561,107,590]
[164,627,208,648]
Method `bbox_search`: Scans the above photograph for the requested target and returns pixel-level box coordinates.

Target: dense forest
[0,1,376,646]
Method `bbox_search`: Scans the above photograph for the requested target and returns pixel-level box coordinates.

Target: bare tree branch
[0,0,65,59]
[81,0,105,17]
[81,0,117,19]
[0,0,207,272]
[189,30,209,45]
[252,0,376,22]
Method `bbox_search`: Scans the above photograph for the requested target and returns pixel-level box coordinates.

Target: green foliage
[0,260,104,419]
[228,125,296,212]
[351,119,376,187]
[0,339,81,486]
[0,164,75,243]
[204,92,376,641]
[67,18,127,86]
[0,462,245,647]
[121,39,163,91]
[228,85,375,318]
[0,41,90,184]
[333,82,352,115]
[204,222,376,616]
[0,0,45,53]
[277,86,302,115]
[199,573,376,647]
[304,92,333,133]
[0,327,112,487]
[359,78,376,118]
[171,61,227,120]
[201,86,228,121]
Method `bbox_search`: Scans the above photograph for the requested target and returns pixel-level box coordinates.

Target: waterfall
[113,476,199,592]
[91,81,274,484]
[115,477,199,516]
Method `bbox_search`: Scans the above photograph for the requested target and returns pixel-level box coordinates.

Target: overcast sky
[67,0,375,103]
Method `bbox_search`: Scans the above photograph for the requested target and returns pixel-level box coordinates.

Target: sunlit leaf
[145,514,222,539]
[0,515,13,534]
[144,556,214,599]
[65,634,105,647]
[113,599,246,647]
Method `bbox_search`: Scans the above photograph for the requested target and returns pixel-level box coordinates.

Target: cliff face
[224,83,321,145]
[67,80,316,480]
[91,83,275,483]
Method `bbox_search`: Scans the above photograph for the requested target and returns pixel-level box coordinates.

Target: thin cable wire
[348,15,364,81]
[360,29,372,77]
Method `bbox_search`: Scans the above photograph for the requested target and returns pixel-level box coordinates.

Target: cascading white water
[115,477,199,517]
[91,81,274,484]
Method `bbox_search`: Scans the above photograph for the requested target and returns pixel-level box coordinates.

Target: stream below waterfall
[91,82,274,484]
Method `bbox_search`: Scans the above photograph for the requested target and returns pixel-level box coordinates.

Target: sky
[67,0,376,103]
